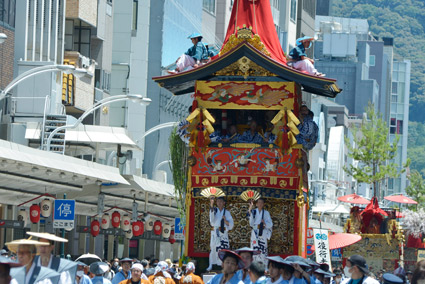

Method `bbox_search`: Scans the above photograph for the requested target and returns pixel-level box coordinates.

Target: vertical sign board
[53,200,75,229]
[313,228,331,269]
[174,217,185,240]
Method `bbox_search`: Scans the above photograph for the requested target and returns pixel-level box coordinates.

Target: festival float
[343,197,405,272]
[153,0,341,260]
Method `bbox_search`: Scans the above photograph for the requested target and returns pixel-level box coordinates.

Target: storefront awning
[0,139,129,196]
[312,204,351,214]
[25,123,140,150]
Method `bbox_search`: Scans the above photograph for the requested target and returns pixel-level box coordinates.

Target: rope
[235,0,240,34]
[253,0,257,34]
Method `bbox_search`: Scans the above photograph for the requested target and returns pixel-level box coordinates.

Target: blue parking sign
[54,200,75,221]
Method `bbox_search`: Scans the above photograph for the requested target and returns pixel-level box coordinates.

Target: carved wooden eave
[153,42,342,98]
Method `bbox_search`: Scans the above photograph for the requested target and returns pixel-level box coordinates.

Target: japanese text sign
[313,228,331,268]
[53,200,75,229]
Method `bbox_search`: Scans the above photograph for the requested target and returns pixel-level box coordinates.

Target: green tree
[405,170,425,208]
[344,104,408,197]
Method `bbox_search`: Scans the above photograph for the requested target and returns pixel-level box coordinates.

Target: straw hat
[5,239,50,253]
[26,232,68,243]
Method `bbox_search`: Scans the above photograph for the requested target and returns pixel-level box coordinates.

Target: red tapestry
[191,147,300,190]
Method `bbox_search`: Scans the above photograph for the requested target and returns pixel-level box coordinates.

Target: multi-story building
[387,60,410,196]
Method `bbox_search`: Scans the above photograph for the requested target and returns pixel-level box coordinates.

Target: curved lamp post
[0,64,87,101]
[46,94,152,152]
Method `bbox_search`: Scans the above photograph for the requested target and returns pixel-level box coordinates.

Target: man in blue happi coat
[296,106,318,151]
[235,247,260,284]
[207,250,245,284]
[168,33,209,74]
[111,258,132,284]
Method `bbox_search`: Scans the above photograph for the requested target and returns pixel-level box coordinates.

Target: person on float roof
[288,36,325,77]
[168,32,209,74]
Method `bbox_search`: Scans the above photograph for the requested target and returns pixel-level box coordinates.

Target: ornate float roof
[153,42,341,98]
[153,0,341,98]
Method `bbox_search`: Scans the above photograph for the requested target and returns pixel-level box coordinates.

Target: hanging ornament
[121,215,131,231]
[132,221,144,237]
[162,223,171,238]
[40,199,52,218]
[17,209,28,227]
[91,220,100,237]
[101,213,110,230]
[125,229,133,239]
[29,204,41,224]
[111,211,120,228]
[169,229,176,244]
[153,220,162,235]
[145,217,154,231]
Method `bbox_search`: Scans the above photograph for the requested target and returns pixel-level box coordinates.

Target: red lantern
[29,204,41,224]
[153,220,162,235]
[91,220,100,237]
[169,229,176,244]
[132,221,144,237]
[111,211,120,228]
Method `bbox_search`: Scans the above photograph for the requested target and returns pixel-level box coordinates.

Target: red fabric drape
[221,0,287,65]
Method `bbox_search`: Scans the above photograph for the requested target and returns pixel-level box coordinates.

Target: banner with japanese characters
[313,228,331,268]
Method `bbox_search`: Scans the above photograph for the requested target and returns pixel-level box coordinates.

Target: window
[271,0,279,9]
[392,82,398,94]
[0,0,16,28]
[203,0,215,15]
[64,20,74,51]
[290,0,297,21]
[132,0,138,31]
[390,118,396,134]
[74,23,91,57]
[397,119,403,134]
[369,55,375,66]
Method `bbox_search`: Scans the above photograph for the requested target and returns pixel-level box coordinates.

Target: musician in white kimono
[248,198,273,263]
[207,197,234,271]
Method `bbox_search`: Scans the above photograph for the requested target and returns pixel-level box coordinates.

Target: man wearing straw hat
[26,232,76,284]
[206,250,245,284]
[6,238,60,284]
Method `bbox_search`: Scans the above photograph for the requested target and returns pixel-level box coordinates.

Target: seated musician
[239,120,267,144]
[222,125,241,143]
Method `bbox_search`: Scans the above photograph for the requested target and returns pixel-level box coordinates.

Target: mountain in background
[330,0,425,176]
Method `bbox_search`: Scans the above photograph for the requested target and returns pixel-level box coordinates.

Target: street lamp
[0,33,6,44]
[46,94,152,152]
[0,64,87,101]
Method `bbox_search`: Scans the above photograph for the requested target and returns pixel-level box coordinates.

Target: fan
[240,189,261,202]
[201,187,226,198]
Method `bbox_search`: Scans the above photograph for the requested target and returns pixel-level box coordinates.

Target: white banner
[313,228,331,268]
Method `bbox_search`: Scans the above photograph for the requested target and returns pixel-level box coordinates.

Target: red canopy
[337,194,370,205]
[384,194,418,205]
[311,233,362,251]
[221,0,287,65]
[361,197,388,226]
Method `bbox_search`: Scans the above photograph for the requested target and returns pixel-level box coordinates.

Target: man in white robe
[208,197,234,271]
[248,198,273,263]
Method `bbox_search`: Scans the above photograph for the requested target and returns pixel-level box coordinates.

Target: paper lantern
[145,217,154,231]
[91,220,100,237]
[111,211,120,228]
[132,221,144,237]
[169,229,176,244]
[153,220,162,235]
[29,204,41,224]
[17,209,28,227]
[101,214,110,230]
[125,229,133,239]
[40,199,52,218]
[121,215,131,231]
[162,223,171,238]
